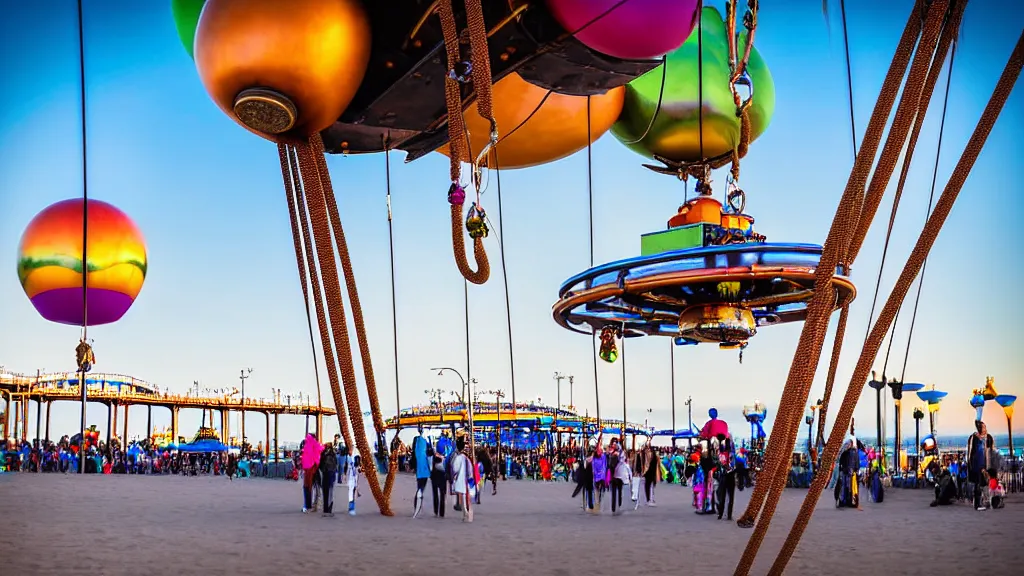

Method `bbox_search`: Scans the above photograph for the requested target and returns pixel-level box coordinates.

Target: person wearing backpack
[320,443,338,517]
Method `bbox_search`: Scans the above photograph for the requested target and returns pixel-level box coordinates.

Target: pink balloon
[545,0,701,60]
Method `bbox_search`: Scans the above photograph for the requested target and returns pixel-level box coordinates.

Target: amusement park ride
[8,0,1022,573]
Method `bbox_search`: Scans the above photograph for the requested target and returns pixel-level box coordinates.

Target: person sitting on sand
[929,462,956,507]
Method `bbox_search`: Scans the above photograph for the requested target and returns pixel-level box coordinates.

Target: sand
[0,472,1020,575]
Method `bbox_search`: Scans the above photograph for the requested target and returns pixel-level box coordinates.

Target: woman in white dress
[450,438,473,523]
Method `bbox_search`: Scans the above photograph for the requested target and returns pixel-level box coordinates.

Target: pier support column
[112,402,119,444]
[273,413,279,472]
[13,399,20,441]
[265,412,270,475]
[35,399,41,443]
[316,413,323,442]
[45,401,51,443]
[146,405,152,443]
[123,405,129,447]
[22,398,29,442]
[171,407,179,445]
[106,403,113,446]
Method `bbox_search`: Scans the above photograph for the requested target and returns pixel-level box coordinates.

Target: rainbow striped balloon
[17,199,147,326]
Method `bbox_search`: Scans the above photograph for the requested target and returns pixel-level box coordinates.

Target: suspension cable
[385,140,401,429]
[587,96,600,437]
[76,0,90,474]
[840,0,858,158]
[901,40,957,383]
[493,150,517,419]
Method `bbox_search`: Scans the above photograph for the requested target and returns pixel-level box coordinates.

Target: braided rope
[439,0,491,284]
[464,0,493,122]
[817,0,963,459]
[310,135,400,501]
[847,0,955,263]
[814,304,849,450]
[280,145,324,416]
[733,2,932,570]
[280,144,354,452]
[296,140,393,516]
[734,0,925,532]
[769,31,1022,574]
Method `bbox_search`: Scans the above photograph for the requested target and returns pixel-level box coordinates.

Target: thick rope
[282,144,353,452]
[734,0,927,539]
[310,134,399,503]
[280,146,324,416]
[846,0,961,263]
[738,6,947,565]
[769,31,1022,574]
[439,0,491,284]
[297,140,393,516]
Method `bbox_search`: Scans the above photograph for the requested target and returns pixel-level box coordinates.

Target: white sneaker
[301,508,309,514]
[976,506,987,511]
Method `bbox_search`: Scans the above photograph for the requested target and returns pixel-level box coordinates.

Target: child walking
[347,454,361,516]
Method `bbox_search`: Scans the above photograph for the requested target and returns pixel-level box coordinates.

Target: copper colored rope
[296,141,393,516]
[734,4,935,572]
[464,0,494,122]
[817,0,963,455]
[280,144,354,452]
[814,304,849,450]
[309,135,400,501]
[438,0,491,284]
[734,0,927,540]
[846,0,959,263]
[769,32,1023,574]
[280,145,324,416]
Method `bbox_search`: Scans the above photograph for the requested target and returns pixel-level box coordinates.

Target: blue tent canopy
[176,439,228,453]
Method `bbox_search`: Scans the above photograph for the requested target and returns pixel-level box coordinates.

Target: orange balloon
[194,0,371,143]
[441,73,624,169]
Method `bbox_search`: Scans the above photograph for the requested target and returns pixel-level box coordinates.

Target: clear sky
[1,0,1021,447]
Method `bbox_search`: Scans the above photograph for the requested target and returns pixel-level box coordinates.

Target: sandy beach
[1,472,1020,575]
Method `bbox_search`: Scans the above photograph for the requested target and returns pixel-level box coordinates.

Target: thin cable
[586,96,600,435]
[464,278,471,389]
[840,0,858,158]
[621,336,626,440]
[901,40,957,383]
[493,149,517,418]
[76,0,89,475]
[385,142,401,428]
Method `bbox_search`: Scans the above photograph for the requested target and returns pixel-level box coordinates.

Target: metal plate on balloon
[552,243,855,342]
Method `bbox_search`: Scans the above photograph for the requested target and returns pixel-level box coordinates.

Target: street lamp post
[685,396,693,433]
[239,368,252,445]
[553,372,566,448]
[431,367,477,479]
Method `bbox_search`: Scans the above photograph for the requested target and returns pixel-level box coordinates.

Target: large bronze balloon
[194,0,371,143]
[611,6,775,164]
[441,72,624,170]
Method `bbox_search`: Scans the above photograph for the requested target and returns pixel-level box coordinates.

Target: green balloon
[171,0,206,60]
[612,6,775,164]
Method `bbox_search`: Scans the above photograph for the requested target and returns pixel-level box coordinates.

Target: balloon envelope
[544,0,701,60]
[612,6,775,164]
[18,199,147,326]
[440,72,624,169]
[171,0,206,59]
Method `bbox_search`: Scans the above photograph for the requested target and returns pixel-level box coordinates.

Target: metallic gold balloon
[441,73,624,169]
[611,6,775,164]
[194,0,371,143]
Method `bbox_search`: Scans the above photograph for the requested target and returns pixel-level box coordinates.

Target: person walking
[411,426,431,518]
[966,420,994,511]
[430,439,447,518]
[347,454,362,516]
[715,434,737,520]
[300,434,322,514]
[320,443,338,517]
[450,437,473,523]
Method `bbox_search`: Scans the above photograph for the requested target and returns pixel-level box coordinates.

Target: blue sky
[1,0,1021,446]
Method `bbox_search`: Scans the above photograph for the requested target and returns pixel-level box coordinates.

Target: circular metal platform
[552,242,856,343]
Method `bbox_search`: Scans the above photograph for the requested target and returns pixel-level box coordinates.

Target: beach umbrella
[897,383,925,476]
[916,389,947,437]
[994,394,1016,465]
